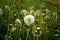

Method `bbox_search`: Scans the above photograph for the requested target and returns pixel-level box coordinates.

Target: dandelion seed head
[12,4,15,7]
[45,15,50,19]
[45,8,50,13]
[35,10,40,16]
[9,24,12,27]
[29,6,34,10]
[15,19,21,24]
[21,9,27,15]
[8,36,11,39]
[5,5,9,8]
[57,30,60,32]
[53,34,59,37]
[24,15,35,26]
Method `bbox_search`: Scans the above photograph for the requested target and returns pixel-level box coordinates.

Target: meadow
[0,0,60,40]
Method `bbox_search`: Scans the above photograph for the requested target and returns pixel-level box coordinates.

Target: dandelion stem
[36,36,38,40]
[26,29,29,40]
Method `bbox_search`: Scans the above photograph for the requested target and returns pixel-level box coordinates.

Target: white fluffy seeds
[15,19,21,24]
[21,9,27,15]
[24,15,35,26]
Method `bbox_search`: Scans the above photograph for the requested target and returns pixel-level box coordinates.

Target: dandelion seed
[24,15,35,26]
[21,9,27,15]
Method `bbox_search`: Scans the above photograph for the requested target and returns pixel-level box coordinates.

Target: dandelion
[14,14,17,18]
[8,36,11,39]
[53,34,59,37]
[5,5,10,11]
[35,30,42,36]
[12,4,15,7]
[15,19,21,24]
[41,5,46,9]
[35,10,40,16]
[37,27,40,30]
[36,27,43,35]
[5,5,9,8]
[36,19,39,24]
[24,15,35,26]
[9,24,13,30]
[55,34,59,36]
[8,36,13,40]
[42,13,46,17]
[45,15,50,19]
[21,9,27,15]
[43,21,46,25]
[45,8,50,14]
[53,12,57,19]
[29,6,34,10]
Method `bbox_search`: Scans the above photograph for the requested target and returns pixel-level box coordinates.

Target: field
[0,0,60,40]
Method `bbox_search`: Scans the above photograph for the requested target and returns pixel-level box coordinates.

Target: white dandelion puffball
[15,19,21,24]
[24,15,35,26]
[21,9,27,15]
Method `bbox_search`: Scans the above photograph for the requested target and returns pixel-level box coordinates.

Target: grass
[0,0,60,40]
